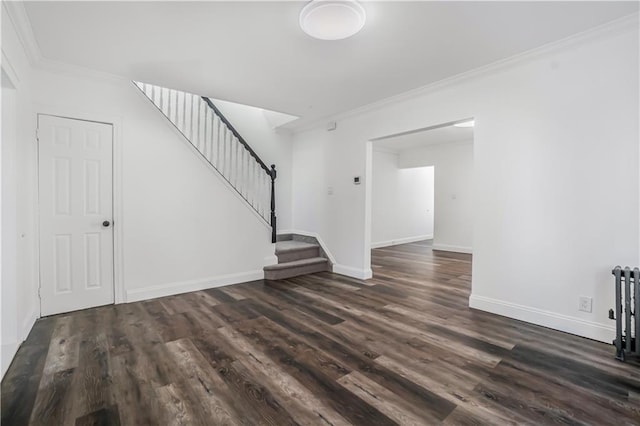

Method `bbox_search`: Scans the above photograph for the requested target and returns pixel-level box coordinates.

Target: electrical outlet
[579,296,593,313]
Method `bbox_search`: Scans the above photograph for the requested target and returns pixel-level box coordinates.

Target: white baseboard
[20,308,38,342]
[333,264,373,280]
[432,243,473,254]
[1,342,19,379]
[371,234,433,249]
[469,294,615,343]
[126,270,264,303]
[278,229,337,265]
[1,309,39,380]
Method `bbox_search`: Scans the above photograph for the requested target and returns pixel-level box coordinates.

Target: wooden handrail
[201,97,271,175]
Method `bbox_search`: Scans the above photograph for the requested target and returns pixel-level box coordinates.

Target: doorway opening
[370,145,434,249]
[365,118,474,275]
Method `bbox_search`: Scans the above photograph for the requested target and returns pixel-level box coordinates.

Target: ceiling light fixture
[300,0,366,41]
[454,120,475,128]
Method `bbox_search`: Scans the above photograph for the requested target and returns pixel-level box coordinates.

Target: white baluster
[167,89,172,122]
[172,90,178,125]
[187,94,193,141]
[238,144,243,193]
[262,173,267,220]
[221,126,227,177]
[215,116,221,168]
[208,109,215,163]
[242,150,248,200]
[204,107,210,161]
[256,168,262,216]
[197,99,203,152]
[234,138,240,188]
[174,90,184,133]
[229,136,235,185]
[229,132,235,183]
[262,171,267,220]
[237,147,243,196]
[246,157,252,207]
[233,138,239,187]
[253,162,259,209]
[211,115,220,169]
[181,91,187,133]
[227,129,233,181]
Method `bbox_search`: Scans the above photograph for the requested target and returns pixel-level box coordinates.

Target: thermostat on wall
[354,176,361,185]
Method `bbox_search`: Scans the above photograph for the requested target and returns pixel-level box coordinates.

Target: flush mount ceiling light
[299,0,366,41]
[454,120,475,128]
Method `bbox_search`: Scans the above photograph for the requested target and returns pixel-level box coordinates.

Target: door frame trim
[35,107,125,312]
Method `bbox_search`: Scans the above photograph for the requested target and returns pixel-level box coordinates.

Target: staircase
[135,82,331,281]
[134,81,277,242]
[264,235,331,280]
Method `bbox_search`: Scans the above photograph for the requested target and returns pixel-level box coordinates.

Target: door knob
[102,220,111,227]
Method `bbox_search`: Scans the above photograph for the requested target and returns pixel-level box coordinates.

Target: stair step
[275,240,318,253]
[275,241,320,263]
[264,257,329,280]
[264,257,327,271]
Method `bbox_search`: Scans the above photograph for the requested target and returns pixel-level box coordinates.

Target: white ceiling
[374,124,473,153]
[23,1,638,129]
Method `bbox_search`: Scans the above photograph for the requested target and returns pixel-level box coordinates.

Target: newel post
[270,164,277,243]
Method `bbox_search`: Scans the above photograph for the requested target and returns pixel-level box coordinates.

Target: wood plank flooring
[3,242,640,425]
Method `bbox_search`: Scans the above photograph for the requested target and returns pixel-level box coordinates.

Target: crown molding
[2,0,126,83]
[2,1,42,65]
[1,49,20,85]
[36,56,128,83]
[290,12,639,134]
[3,3,638,125]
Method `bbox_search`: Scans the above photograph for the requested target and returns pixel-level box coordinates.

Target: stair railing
[134,82,277,243]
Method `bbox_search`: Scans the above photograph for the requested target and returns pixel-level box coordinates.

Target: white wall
[398,141,473,253]
[291,19,639,342]
[1,5,40,378]
[371,149,433,248]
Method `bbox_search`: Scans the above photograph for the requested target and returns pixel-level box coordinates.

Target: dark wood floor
[3,242,640,425]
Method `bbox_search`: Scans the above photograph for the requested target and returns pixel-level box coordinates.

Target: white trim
[126,270,264,303]
[1,343,20,379]
[1,49,21,85]
[2,1,127,84]
[20,308,38,342]
[289,12,639,133]
[469,294,615,343]
[2,1,42,66]
[333,264,373,280]
[432,243,472,254]
[371,235,433,249]
[2,305,38,380]
[35,107,126,306]
[278,229,337,265]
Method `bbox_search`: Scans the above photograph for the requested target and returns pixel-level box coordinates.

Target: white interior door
[38,115,114,316]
